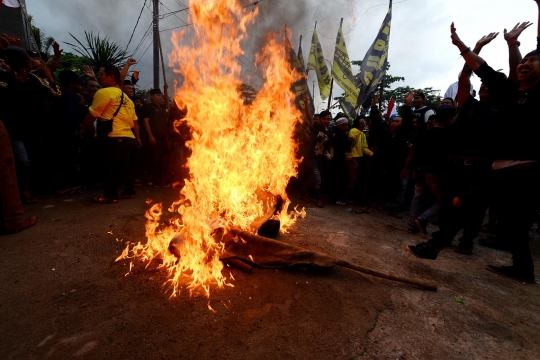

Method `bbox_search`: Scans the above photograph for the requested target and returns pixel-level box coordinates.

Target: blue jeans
[408,172,442,228]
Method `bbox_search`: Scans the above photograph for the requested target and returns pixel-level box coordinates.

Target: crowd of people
[0,39,188,233]
[1,2,539,285]
[291,3,540,284]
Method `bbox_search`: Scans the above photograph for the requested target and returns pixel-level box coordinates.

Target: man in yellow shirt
[345,116,373,206]
[79,64,141,203]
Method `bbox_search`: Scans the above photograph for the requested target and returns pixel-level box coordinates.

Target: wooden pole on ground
[228,228,438,291]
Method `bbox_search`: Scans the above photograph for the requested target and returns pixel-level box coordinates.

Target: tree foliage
[66,31,131,68]
[27,15,55,55]
[55,52,92,78]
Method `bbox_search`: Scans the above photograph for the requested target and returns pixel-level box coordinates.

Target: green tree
[27,15,55,55]
[66,31,131,68]
[384,86,440,112]
[55,52,92,77]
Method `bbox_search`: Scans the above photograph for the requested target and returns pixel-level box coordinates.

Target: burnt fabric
[220,230,336,269]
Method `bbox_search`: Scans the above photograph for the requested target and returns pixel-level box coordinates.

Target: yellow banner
[307,29,331,101]
[332,24,358,118]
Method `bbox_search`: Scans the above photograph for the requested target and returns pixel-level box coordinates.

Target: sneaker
[415,218,428,235]
[486,265,535,284]
[407,242,439,260]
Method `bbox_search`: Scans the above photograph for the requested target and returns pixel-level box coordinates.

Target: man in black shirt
[142,89,170,186]
[410,9,540,283]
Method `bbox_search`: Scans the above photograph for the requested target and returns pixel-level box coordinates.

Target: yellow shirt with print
[88,87,137,138]
[347,128,373,159]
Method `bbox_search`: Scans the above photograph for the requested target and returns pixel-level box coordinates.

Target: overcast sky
[26,0,538,112]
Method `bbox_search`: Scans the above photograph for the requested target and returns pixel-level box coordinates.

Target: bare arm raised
[504,22,533,81]
[457,32,498,106]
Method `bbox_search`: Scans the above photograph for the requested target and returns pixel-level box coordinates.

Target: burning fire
[116,0,305,297]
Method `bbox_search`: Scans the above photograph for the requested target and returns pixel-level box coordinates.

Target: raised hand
[371,94,378,107]
[52,41,63,60]
[503,22,533,43]
[450,22,464,47]
[126,58,137,67]
[404,91,415,106]
[475,32,499,49]
[83,65,96,80]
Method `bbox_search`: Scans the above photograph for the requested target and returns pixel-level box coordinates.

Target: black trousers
[103,137,135,200]
[491,164,538,272]
[430,161,492,249]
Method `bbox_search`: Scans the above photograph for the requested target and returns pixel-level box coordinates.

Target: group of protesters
[1,2,539,285]
[0,38,188,234]
[292,1,540,284]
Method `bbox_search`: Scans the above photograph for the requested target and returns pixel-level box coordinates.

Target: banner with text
[307,29,332,101]
[332,22,358,121]
[356,0,392,109]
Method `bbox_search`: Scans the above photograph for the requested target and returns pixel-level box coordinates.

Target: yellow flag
[332,23,358,120]
[307,29,331,101]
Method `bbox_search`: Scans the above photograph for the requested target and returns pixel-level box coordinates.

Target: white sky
[25,0,538,112]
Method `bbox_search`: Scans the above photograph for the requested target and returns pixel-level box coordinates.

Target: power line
[132,22,153,57]
[159,0,194,32]
[160,24,193,32]
[126,0,148,52]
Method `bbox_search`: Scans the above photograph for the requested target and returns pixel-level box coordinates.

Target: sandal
[2,215,37,235]
[22,191,38,204]
[334,201,346,206]
[315,200,324,208]
[91,196,118,204]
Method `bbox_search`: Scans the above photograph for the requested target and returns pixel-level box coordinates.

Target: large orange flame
[117,0,305,298]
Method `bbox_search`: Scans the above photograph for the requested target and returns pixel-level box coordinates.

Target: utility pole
[153,0,160,90]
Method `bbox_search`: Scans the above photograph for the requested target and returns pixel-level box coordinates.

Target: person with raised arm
[409,3,540,283]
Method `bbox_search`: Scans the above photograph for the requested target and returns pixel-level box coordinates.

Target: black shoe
[407,226,419,234]
[478,237,511,251]
[407,242,439,260]
[455,244,473,255]
[415,218,428,235]
[486,265,535,284]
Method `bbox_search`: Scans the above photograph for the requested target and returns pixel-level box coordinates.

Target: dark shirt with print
[307,123,330,160]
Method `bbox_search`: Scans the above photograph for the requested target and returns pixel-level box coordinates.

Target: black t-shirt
[411,127,450,175]
[142,102,169,139]
[451,96,501,159]
[474,37,540,160]
[331,129,351,162]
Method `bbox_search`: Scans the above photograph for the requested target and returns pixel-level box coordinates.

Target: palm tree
[66,31,131,68]
[27,15,55,55]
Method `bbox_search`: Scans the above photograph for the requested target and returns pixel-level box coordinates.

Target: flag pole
[378,76,384,110]
[157,30,170,113]
[327,78,333,110]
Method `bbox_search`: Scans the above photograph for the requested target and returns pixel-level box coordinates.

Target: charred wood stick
[222,258,253,274]
[335,260,438,292]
